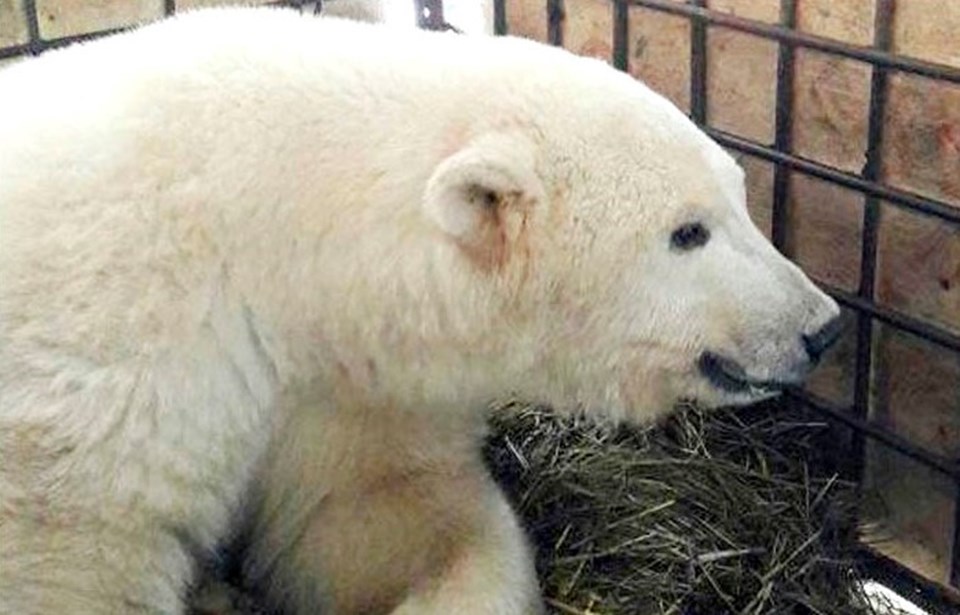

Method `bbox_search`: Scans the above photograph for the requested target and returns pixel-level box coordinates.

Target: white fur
[0,8,838,614]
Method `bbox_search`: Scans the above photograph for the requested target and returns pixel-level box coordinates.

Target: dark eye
[670,222,710,251]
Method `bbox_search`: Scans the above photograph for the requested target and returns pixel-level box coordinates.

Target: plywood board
[863,437,956,587]
[36,0,163,39]
[877,204,960,336]
[792,49,871,174]
[0,0,28,47]
[873,326,960,459]
[796,0,875,46]
[737,153,774,238]
[893,0,960,69]
[706,28,777,142]
[627,6,690,113]
[866,322,960,587]
[786,173,864,292]
[706,0,779,24]
[562,0,611,62]
[178,0,294,9]
[504,0,547,42]
[883,73,960,208]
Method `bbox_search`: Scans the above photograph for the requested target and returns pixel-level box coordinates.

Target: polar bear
[0,7,841,615]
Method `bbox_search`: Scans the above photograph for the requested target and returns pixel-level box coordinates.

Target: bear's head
[421,46,840,421]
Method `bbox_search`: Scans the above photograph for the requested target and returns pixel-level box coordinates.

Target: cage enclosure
[0,0,957,614]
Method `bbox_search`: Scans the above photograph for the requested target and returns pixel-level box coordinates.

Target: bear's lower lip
[697,352,789,394]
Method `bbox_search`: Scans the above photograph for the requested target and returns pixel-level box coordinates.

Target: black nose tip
[802,316,843,364]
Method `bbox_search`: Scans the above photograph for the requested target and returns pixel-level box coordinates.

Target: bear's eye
[670,222,710,251]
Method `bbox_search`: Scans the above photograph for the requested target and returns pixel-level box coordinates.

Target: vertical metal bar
[416,0,445,30]
[547,0,564,46]
[689,0,707,125]
[953,492,960,587]
[770,0,797,253]
[851,0,893,483]
[494,0,507,35]
[612,0,629,72]
[22,0,42,54]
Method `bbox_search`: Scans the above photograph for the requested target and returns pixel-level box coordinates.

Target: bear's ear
[423,132,545,267]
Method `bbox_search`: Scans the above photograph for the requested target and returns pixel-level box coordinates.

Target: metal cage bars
[622,0,960,588]
[494,0,960,602]
[620,0,960,598]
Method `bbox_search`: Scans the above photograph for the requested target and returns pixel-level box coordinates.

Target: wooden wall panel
[35,0,163,39]
[791,50,871,174]
[866,323,960,587]
[706,0,778,24]
[0,0,28,47]
[893,0,960,69]
[786,173,864,291]
[738,154,774,239]
[627,6,691,114]
[883,73,960,207]
[796,0,875,46]
[562,0,611,62]
[874,327,960,459]
[864,438,956,587]
[877,205,960,336]
[706,29,778,142]
[178,0,288,8]
[505,0,548,42]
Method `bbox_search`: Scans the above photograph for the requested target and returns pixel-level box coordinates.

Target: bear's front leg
[247,408,544,615]
[388,478,545,615]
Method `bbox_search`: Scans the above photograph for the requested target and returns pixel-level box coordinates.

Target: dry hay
[191,400,906,615]
[485,401,895,615]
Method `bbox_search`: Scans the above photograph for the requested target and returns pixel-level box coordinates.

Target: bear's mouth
[697,352,790,395]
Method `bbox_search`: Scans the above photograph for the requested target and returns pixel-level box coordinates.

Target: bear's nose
[802,316,844,364]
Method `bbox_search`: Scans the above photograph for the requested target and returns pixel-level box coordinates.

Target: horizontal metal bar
[787,388,960,481]
[821,283,960,354]
[709,129,960,225]
[0,43,29,59]
[0,27,127,59]
[628,0,960,85]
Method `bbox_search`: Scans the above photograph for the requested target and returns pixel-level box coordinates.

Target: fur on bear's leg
[249,463,542,615]
[0,515,193,615]
[0,318,277,614]
[388,486,545,615]
[246,404,543,615]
